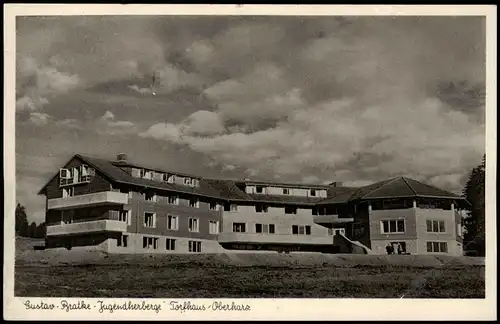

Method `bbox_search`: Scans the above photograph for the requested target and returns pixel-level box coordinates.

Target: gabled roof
[346,176,463,201]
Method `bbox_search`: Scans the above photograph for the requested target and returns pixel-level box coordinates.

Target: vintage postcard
[3,4,497,321]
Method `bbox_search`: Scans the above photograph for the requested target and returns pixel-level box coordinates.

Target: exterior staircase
[333,233,374,254]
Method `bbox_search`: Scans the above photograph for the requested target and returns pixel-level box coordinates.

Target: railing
[46,220,128,236]
[47,191,128,210]
[60,175,93,187]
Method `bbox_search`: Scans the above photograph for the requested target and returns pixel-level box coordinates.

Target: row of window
[380,219,451,234]
[143,212,220,234]
[117,235,449,254]
[232,223,313,235]
[116,235,202,252]
[122,192,304,215]
[254,186,321,197]
[384,241,449,253]
[135,168,200,188]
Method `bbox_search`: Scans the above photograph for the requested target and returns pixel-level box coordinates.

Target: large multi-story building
[37,153,469,255]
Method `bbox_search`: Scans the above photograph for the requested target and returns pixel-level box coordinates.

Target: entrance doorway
[390,241,407,254]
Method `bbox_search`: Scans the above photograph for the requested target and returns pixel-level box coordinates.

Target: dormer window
[140,169,153,180]
[256,186,264,194]
[166,174,176,183]
[310,189,316,197]
[184,178,192,186]
[283,188,290,195]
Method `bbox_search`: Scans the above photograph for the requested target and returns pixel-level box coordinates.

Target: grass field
[14,238,485,298]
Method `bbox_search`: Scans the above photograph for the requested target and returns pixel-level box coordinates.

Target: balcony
[313,214,354,224]
[218,233,334,245]
[47,191,128,211]
[46,220,128,236]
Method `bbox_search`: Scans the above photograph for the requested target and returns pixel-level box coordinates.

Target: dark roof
[318,187,359,204]
[111,161,203,179]
[203,179,252,200]
[346,176,463,201]
[77,155,225,200]
[39,154,467,206]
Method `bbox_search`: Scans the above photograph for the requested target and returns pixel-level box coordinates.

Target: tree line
[15,203,46,238]
[462,154,486,256]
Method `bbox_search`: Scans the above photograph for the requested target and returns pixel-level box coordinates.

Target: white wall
[222,205,329,236]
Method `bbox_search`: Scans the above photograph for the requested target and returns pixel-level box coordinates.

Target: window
[233,223,246,233]
[285,206,297,214]
[310,189,316,197]
[426,241,448,253]
[167,195,179,205]
[145,191,156,202]
[166,175,176,183]
[283,188,290,195]
[192,179,199,187]
[209,202,218,211]
[256,224,275,234]
[256,186,264,194]
[119,210,131,225]
[166,238,176,251]
[117,235,128,247]
[142,236,158,249]
[189,241,202,253]
[167,215,178,230]
[188,218,199,232]
[209,221,219,234]
[255,204,268,213]
[292,225,311,235]
[184,178,192,185]
[79,164,94,182]
[224,204,238,212]
[62,187,74,198]
[380,220,405,234]
[189,198,199,208]
[144,212,156,228]
[426,220,446,233]
[141,169,153,180]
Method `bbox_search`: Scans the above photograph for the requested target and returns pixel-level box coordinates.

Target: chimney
[116,153,128,162]
[329,181,343,188]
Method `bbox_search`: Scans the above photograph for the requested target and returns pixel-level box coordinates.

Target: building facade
[38,153,468,256]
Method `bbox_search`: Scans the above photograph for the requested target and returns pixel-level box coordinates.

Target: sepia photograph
[4,4,497,321]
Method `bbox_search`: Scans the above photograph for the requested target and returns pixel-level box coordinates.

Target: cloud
[56,118,84,130]
[15,16,486,195]
[16,56,81,113]
[97,111,137,136]
[28,112,51,126]
[16,96,49,112]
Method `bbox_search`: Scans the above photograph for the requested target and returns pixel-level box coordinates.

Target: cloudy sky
[15,15,486,223]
